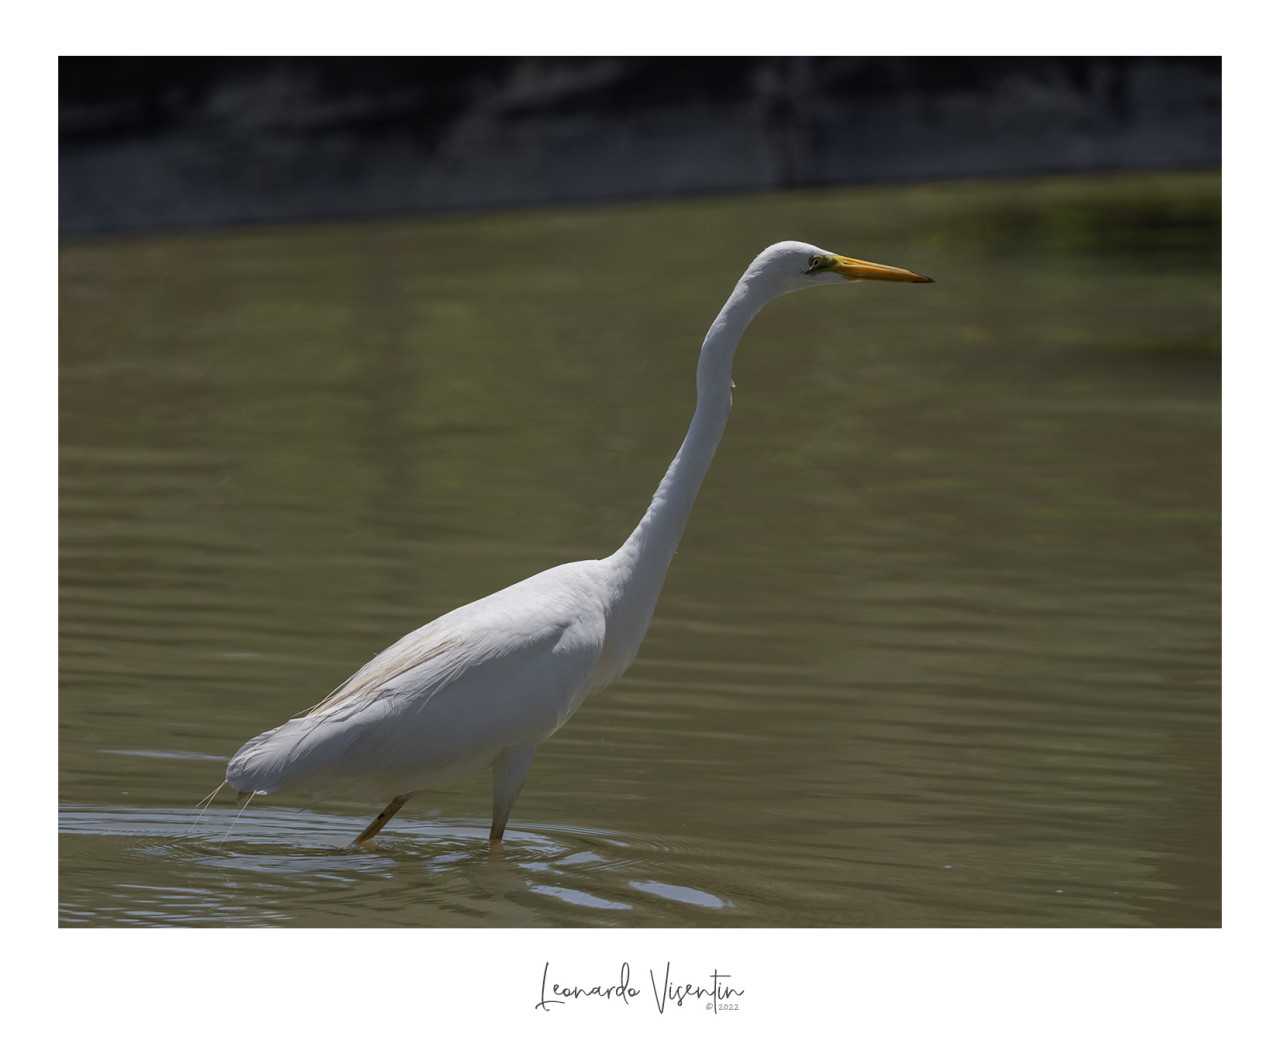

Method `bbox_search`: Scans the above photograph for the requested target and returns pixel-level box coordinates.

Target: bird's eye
[806,255,826,274]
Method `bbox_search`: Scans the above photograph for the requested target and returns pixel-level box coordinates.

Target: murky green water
[60,172,1219,927]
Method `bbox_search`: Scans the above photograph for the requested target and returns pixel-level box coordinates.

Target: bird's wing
[305,630,466,718]
[227,561,610,799]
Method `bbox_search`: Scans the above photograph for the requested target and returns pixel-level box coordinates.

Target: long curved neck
[596,275,775,681]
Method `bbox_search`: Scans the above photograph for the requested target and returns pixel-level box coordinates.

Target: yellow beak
[831,255,933,283]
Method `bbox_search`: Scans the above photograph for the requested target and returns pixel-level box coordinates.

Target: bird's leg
[352,793,415,847]
[490,744,538,844]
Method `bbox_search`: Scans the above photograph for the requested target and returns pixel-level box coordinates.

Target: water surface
[60,172,1220,927]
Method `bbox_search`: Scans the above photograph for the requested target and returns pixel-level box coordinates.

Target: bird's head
[745,240,933,295]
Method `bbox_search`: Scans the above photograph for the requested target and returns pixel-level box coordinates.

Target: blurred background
[61,56,1220,235]
[60,57,1220,929]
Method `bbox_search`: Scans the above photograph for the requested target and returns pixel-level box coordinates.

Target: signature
[536,961,744,1013]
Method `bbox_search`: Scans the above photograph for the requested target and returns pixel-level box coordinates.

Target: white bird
[223,241,932,846]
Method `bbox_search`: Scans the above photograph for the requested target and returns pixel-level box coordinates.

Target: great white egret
[222,241,932,846]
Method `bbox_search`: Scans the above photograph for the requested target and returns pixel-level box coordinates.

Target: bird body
[224,241,932,844]
[229,560,610,802]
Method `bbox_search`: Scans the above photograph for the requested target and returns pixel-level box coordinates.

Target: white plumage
[224,241,932,845]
